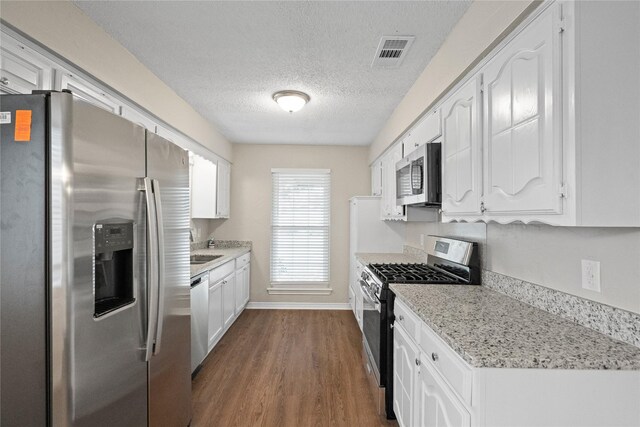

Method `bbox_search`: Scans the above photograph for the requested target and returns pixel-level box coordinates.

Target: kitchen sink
[189,254,223,264]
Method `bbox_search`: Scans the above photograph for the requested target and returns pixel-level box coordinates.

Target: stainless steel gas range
[360,236,480,420]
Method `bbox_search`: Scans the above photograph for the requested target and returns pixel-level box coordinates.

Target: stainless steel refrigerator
[1,92,191,426]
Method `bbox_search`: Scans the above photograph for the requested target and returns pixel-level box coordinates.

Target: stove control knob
[398,315,404,322]
[415,358,421,366]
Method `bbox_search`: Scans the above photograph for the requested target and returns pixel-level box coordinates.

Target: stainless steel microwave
[395,142,441,206]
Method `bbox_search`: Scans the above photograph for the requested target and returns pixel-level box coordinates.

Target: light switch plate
[581,259,601,292]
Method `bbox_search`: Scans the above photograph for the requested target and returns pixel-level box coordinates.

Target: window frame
[268,168,332,295]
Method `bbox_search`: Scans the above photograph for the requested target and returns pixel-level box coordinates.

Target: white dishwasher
[190,272,209,376]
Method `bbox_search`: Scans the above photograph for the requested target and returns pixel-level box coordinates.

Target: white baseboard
[246,301,351,310]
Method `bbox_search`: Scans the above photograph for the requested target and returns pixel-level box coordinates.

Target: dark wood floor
[192,309,397,427]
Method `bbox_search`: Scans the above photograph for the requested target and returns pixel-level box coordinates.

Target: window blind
[271,169,330,284]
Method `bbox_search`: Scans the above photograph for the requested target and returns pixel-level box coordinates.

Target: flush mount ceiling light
[272,90,310,113]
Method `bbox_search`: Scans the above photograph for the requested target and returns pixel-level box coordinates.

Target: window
[270,169,330,293]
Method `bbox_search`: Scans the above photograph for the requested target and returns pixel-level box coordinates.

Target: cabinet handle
[414,143,419,147]
[431,352,439,362]
[0,77,9,85]
[480,201,486,213]
[398,315,404,321]
[415,358,421,366]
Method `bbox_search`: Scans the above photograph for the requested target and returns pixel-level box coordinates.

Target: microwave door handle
[143,177,159,362]
[151,179,166,355]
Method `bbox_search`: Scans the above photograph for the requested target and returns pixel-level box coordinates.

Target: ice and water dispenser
[94,222,135,318]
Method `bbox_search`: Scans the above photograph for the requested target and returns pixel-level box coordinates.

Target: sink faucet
[189,229,195,243]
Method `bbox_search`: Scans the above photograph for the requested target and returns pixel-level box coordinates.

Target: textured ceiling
[74,1,471,146]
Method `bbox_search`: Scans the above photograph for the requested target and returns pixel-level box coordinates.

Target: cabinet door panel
[191,154,217,219]
[121,105,156,132]
[441,77,482,216]
[235,270,244,313]
[417,362,470,427]
[381,143,405,220]
[207,282,223,351]
[243,264,251,307]
[482,7,562,215]
[0,38,52,95]
[393,324,418,427]
[222,274,235,328]
[216,160,231,218]
[56,72,121,114]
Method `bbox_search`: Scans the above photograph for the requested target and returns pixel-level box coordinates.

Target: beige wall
[1,0,232,160]
[369,0,538,163]
[212,144,369,304]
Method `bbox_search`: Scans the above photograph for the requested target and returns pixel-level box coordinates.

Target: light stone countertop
[190,246,250,278]
[390,284,640,370]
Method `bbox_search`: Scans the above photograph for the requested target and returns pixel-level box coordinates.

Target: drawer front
[394,299,420,344]
[420,322,472,406]
[236,252,251,269]
[209,260,235,283]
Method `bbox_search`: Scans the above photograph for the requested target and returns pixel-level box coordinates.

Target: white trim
[271,168,330,174]
[267,287,333,295]
[246,302,350,310]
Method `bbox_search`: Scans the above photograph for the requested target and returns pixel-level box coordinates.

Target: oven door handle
[359,280,381,313]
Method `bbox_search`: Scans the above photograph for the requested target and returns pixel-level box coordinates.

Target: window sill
[267,287,333,296]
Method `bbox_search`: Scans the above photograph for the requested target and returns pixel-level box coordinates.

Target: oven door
[361,280,383,385]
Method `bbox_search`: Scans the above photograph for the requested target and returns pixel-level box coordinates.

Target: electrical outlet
[581,260,601,292]
[420,234,425,247]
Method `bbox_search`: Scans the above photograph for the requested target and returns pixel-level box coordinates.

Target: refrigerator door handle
[144,177,160,362]
[151,179,166,355]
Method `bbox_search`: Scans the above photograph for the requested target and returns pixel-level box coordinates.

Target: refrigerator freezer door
[67,96,148,426]
[0,94,48,426]
[146,131,191,427]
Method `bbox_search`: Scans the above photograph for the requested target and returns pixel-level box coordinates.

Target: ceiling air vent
[371,36,415,68]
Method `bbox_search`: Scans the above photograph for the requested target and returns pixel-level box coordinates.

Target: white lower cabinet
[235,263,250,312]
[393,322,418,427]
[203,252,251,356]
[348,285,355,315]
[393,299,640,427]
[416,362,470,427]
[221,272,235,329]
[207,280,223,351]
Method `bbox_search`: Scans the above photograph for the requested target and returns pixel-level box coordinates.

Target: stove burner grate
[369,263,464,285]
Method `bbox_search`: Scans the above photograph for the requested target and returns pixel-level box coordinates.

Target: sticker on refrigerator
[15,110,32,142]
[0,112,10,124]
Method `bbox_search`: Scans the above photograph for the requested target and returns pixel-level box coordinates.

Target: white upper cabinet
[371,160,383,196]
[481,5,562,217]
[191,153,218,219]
[380,143,405,220]
[437,1,640,226]
[441,76,483,218]
[403,109,442,156]
[216,159,231,218]
[0,36,53,95]
[121,105,157,132]
[55,71,122,114]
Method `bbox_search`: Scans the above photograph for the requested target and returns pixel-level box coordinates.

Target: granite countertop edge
[190,246,251,277]
[390,284,640,371]
[352,252,640,370]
